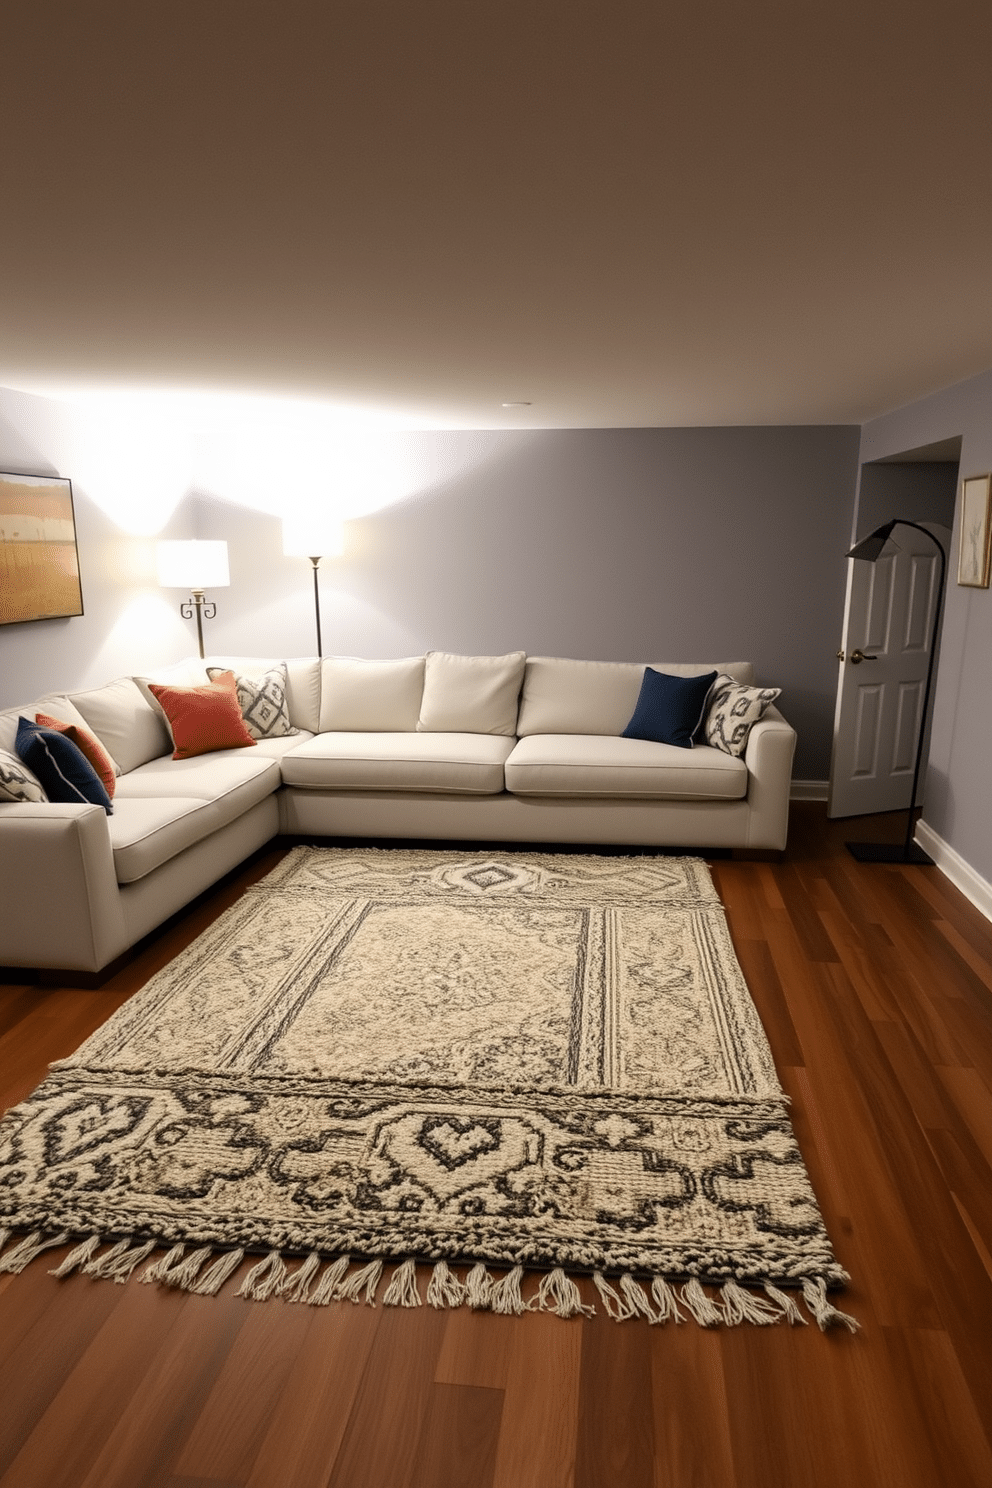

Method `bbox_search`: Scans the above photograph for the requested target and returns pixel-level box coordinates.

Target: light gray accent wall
[0,386,194,708]
[860,368,992,885]
[198,427,860,779]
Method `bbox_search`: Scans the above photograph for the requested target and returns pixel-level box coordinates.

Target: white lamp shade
[156,539,230,589]
[282,514,344,559]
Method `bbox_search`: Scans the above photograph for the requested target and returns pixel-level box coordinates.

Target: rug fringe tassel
[620,1273,662,1323]
[277,1252,321,1303]
[721,1279,781,1326]
[464,1262,494,1310]
[307,1255,351,1306]
[593,1271,636,1321]
[536,1267,595,1319]
[140,1243,187,1285]
[0,1230,70,1274]
[764,1282,808,1325]
[427,1259,466,1309]
[802,1277,860,1333]
[191,1249,246,1296]
[383,1257,422,1308]
[491,1264,533,1315]
[337,1258,383,1306]
[1,1227,857,1331]
[680,1278,724,1326]
[50,1235,103,1278]
[651,1276,685,1323]
[237,1250,287,1301]
[84,1238,157,1284]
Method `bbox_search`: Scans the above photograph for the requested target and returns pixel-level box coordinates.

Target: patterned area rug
[0,848,856,1329]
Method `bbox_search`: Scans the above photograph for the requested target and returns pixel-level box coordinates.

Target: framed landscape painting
[0,472,84,625]
[958,474,992,588]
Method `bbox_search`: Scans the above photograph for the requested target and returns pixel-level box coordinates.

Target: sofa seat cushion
[109,797,222,883]
[504,734,748,800]
[280,732,514,794]
[115,751,281,805]
[109,753,281,882]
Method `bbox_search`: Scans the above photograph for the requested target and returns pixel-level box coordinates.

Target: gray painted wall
[197,426,860,779]
[1,390,860,779]
[854,461,959,543]
[860,368,992,885]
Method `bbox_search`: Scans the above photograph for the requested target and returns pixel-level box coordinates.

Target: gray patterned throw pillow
[0,746,46,802]
[704,674,781,757]
[206,663,299,740]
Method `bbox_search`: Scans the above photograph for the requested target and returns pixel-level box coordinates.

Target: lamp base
[845,841,934,865]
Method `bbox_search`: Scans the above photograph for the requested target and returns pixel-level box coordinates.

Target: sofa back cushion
[204,656,321,733]
[319,657,425,732]
[68,677,172,774]
[417,651,526,735]
[515,658,755,736]
[0,692,93,758]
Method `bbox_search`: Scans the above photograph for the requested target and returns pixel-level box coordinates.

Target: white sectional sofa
[0,652,796,974]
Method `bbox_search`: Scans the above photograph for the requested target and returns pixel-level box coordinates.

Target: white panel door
[827,526,944,818]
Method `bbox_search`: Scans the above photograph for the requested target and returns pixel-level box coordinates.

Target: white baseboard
[915,820,992,924]
[790,780,828,801]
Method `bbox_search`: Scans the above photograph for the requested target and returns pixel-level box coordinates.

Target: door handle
[849,649,878,664]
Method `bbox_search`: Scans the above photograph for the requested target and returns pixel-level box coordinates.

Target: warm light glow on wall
[70,400,193,534]
[282,514,344,558]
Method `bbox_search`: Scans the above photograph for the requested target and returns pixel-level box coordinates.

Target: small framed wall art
[957,474,992,588]
[0,471,84,624]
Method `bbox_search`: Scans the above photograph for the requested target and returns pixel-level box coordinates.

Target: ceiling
[4,1,992,430]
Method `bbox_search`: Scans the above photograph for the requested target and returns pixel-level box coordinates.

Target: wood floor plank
[490,1312,582,1488]
[407,1381,503,1488]
[174,1297,314,1483]
[937,1066,992,1166]
[326,1301,448,1488]
[0,1273,129,1475]
[650,1326,737,1488]
[0,1282,191,1488]
[574,1312,654,1488]
[72,1290,251,1488]
[243,1300,381,1488]
[434,1306,513,1389]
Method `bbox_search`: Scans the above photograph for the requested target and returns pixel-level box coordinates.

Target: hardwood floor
[2,804,992,1487]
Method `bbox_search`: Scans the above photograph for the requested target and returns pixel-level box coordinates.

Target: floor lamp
[156,540,230,659]
[844,519,946,864]
[282,516,344,658]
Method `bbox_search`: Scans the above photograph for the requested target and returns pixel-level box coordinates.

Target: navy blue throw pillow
[621,669,718,749]
[15,717,114,814]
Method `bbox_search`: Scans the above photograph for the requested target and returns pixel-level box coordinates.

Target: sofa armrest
[0,802,129,972]
[741,705,797,850]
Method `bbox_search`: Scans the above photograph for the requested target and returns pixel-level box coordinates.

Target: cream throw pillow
[206,663,299,739]
[704,674,781,756]
[417,651,526,735]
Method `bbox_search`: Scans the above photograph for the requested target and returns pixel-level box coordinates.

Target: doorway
[827,440,960,820]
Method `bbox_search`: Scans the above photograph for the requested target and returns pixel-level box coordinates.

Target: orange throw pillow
[35,711,118,797]
[147,681,257,760]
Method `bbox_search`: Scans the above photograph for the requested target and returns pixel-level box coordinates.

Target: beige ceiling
[3,1,992,429]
